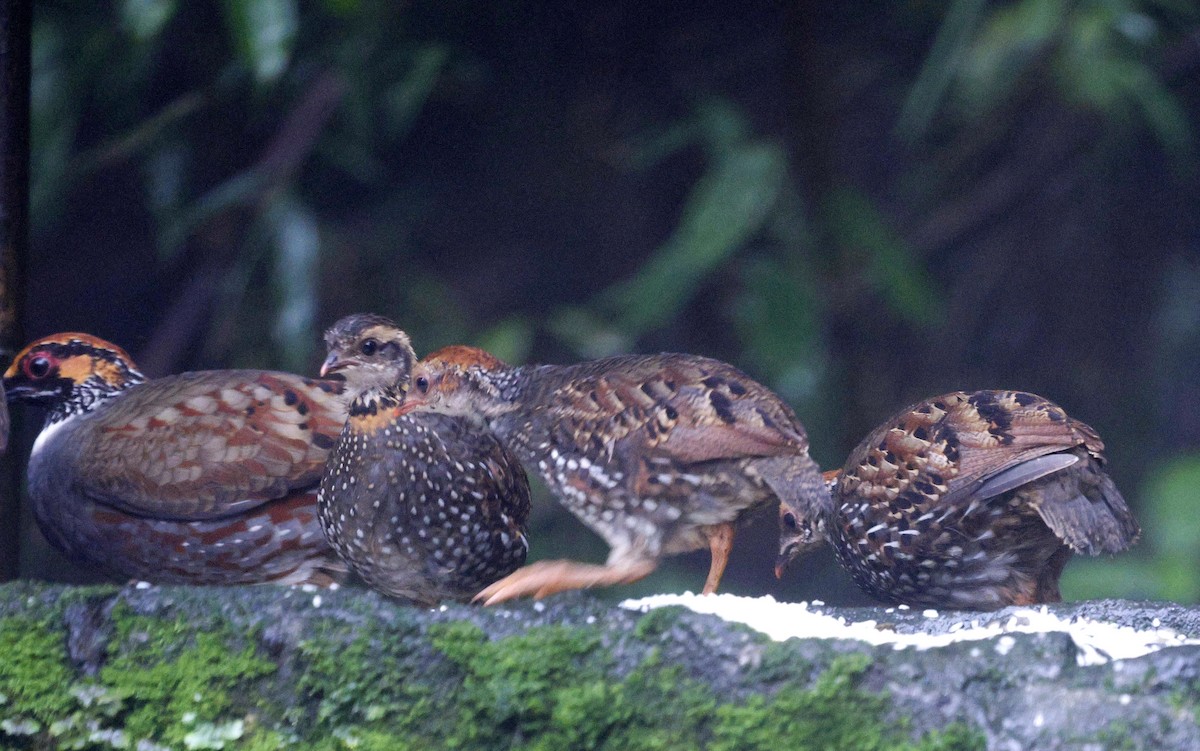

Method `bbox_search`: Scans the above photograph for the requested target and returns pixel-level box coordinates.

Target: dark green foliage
[21,0,1200,605]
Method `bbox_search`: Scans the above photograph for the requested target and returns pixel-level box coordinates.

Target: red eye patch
[23,352,58,379]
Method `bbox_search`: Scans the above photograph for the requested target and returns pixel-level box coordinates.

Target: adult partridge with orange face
[776,390,1140,609]
[317,315,530,605]
[407,345,828,604]
[3,333,349,585]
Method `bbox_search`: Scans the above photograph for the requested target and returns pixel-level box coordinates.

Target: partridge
[776,390,1140,609]
[317,315,530,606]
[3,333,350,586]
[408,345,827,604]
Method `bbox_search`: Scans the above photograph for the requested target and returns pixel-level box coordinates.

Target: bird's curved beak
[774,548,796,580]
[395,398,423,416]
[319,353,344,378]
[2,369,33,400]
[775,533,820,580]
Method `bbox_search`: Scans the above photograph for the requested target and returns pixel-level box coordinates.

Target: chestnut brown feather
[410,346,827,603]
[778,390,1139,610]
[3,333,350,585]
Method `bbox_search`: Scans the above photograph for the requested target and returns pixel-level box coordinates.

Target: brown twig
[140,70,347,374]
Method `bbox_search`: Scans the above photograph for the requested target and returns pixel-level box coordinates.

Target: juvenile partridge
[317,315,530,606]
[776,390,1140,609]
[3,333,350,585]
[407,345,827,604]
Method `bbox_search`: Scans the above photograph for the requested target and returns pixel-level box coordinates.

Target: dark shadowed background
[8,0,1200,604]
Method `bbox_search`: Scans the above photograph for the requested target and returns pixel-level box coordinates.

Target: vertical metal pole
[0,0,30,580]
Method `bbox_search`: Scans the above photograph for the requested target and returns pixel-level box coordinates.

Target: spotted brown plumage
[777,390,1140,609]
[408,345,827,603]
[3,333,350,585]
[317,315,530,606]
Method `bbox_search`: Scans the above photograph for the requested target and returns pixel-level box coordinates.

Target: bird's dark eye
[359,338,380,356]
[25,356,52,379]
[415,376,429,393]
[782,512,798,531]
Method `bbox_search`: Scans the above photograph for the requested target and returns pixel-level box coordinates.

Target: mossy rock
[0,582,1196,749]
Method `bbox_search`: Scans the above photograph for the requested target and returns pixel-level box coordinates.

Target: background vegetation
[12,0,1200,604]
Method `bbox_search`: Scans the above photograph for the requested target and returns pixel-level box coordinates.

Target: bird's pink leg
[701,522,735,595]
[472,558,656,605]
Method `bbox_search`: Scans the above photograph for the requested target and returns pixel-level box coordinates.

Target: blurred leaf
[733,256,824,403]
[1052,1,1196,164]
[608,121,698,172]
[1061,558,1160,601]
[548,309,631,361]
[222,0,298,84]
[693,97,753,152]
[599,151,785,344]
[29,21,77,238]
[269,196,321,372]
[827,187,941,326]
[475,317,533,365]
[950,0,1062,115]
[383,44,450,139]
[1124,69,1195,163]
[896,0,989,139]
[902,0,1195,164]
[1143,455,1200,564]
[604,141,785,331]
[121,0,178,42]
[552,100,787,357]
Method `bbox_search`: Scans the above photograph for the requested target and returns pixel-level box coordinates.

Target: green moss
[429,624,705,750]
[712,654,883,750]
[532,655,716,751]
[422,625,982,751]
[0,616,76,732]
[253,618,985,750]
[914,723,988,751]
[1090,721,1139,751]
[0,587,987,750]
[1167,686,1199,723]
[710,654,983,751]
[631,604,684,640]
[291,614,433,737]
[0,602,276,750]
[235,727,291,751]
[741,638,814,685]
[96,603,275,749]
[431,621,608,747]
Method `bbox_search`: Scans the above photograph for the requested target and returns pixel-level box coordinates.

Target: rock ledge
[1,582,1197,750]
